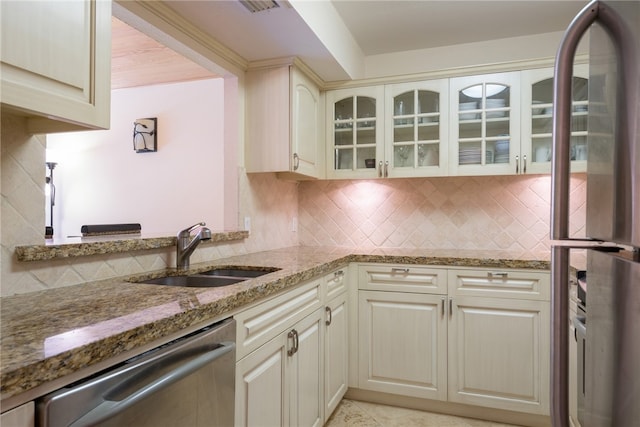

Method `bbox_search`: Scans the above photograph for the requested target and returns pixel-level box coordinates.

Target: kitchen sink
[199,267,280,278]
[134,266,280,288]
[140,275,245,287]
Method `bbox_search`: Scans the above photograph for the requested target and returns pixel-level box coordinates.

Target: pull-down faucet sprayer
[176,222,212,269]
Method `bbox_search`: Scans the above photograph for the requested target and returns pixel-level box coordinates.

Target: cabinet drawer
[358,264,447,294]
[234,279,322,360]
[324,267,348,300]
[448,268,550,300]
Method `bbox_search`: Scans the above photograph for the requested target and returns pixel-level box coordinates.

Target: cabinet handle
[293,153,300,171]
[441,297,446,317]
[523,154,527,174]
[287,329,298,356]
[378,161,383,177]
[334,270,344,280]
[449,298,453,318]
[391,268,409,274]
[325,306,332,326]
[384,160,389,177]
[516,155,520,174]
[488,271,509,278]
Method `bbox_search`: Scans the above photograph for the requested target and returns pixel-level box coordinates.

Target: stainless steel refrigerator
[551,1,640,427]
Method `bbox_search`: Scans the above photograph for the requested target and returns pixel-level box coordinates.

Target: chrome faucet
[176,222,212,269]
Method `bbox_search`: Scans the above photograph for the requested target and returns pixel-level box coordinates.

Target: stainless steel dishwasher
[37,318,235,427]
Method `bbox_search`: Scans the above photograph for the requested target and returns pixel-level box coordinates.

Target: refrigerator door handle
[550,2,599,427]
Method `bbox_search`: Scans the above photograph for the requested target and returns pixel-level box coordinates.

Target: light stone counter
[0,246,550,409]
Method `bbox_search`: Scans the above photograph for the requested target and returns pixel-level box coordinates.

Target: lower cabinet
[356,263,551,418]
[324,291,349,418]
[235,308,323,427]
[448,296,550,414]
[0,402,34,427]
[358,290,447,401]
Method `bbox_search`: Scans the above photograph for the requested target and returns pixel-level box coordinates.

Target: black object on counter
[81,223,141,236]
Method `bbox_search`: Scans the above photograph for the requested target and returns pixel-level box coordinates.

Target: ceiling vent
[239,0,280,13]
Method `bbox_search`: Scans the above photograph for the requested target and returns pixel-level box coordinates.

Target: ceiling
[113,0,589,87]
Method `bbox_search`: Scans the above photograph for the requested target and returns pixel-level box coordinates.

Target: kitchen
[1,1,637,427]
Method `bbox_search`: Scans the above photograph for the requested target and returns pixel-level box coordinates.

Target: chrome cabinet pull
[287,329,298,356]
[378,161,383,177]
[391,268,409,274]
[516,155,520,174]
[441,297,445,317]
[488,271,508,278]
[384,160,389,177]
[293,153,300,170]
[334,270,344,280]
[325,306,332,326]
[523,154,527,174]
[449,298,453,318]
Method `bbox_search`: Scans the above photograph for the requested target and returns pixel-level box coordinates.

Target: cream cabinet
[326,86,385,179]
[0,402,34,427]
[323,269,349,419]
[447,268,550,415]
[356,264,448,400]
[245,62,322,179]
[235,308,323,427]
[521,64,589,174]
[384,80,449,177]
[449,72,522,176]
[0,0,111,133]
[354,263,551,418]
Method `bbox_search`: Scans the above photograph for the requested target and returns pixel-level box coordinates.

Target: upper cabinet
[521,64,589,174]
[326,86,385,179]
[449,72,521,176]
[245,63,322,179]
[0,0,111,133]
[385,80,449,178]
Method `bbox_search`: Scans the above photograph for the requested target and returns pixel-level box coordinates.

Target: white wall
[47,78,225,238]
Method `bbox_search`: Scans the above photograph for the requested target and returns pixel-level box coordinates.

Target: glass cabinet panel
[391,89,442,169]
[332,95,378,171]
[530,75,588,166]
[457,82,512,167]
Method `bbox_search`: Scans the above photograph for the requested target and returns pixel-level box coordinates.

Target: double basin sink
[135,267,280,288]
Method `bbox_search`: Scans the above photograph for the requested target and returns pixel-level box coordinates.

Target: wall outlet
[291,216,298,232]
[244,216,251,232]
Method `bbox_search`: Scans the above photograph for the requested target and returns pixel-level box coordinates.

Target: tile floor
[325,399,521,427]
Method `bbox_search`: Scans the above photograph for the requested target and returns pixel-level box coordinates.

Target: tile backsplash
[298,174,587,263]
[1,112,587,296]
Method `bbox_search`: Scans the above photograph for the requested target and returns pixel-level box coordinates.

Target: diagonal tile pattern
[299,174,587,264]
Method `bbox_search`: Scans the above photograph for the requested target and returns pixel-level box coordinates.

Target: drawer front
[235,279,322,360]
[448,268,550,300]
[358,264,448,294]
[324,267,348,300]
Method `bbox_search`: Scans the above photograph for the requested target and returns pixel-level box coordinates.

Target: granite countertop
[0,246,550,407]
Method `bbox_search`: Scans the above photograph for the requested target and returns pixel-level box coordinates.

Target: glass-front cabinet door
[449,72,521,176]
[521,64,588,174]
[326,86,385,179]
[384,80,449,177]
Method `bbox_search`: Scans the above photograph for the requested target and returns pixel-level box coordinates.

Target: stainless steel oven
[37,318,235,427]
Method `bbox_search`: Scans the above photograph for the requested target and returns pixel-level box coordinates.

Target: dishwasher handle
[69,341,235,427]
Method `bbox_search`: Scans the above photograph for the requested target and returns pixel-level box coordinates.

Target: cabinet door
[0,0,111,132]
[0,402,34,427]
[235,334,289,427]
[290,310,323,427]
[385,80,449,177]
[449,72,521,176]
[324,293,348,419]
[521,64,589,174]
[291,67,321,177]
[448,296,550,415]
[326,86,385,179]
[358,290,447,400]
